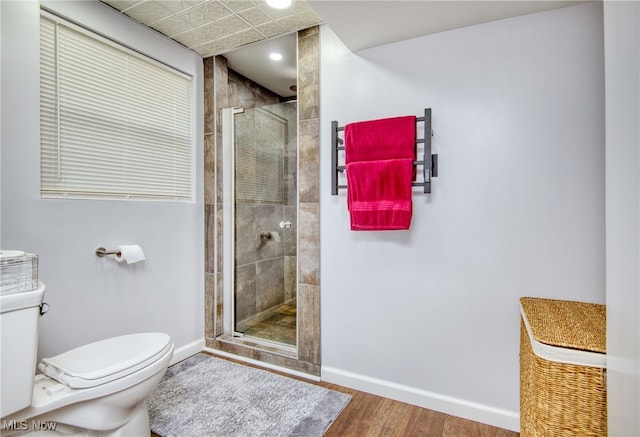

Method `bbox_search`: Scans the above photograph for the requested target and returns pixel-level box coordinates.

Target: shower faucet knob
[279,221,292,229]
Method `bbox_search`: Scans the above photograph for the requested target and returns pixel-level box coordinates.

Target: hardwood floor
[319,381,518,437]
[151,353,519,437]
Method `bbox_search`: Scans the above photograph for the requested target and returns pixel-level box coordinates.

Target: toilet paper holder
[95,247,121,257]
[95,245,146,264]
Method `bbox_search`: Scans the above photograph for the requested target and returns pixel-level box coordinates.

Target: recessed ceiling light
[265,0,292,9]
[269,52,283,61]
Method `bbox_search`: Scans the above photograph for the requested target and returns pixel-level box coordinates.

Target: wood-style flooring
[319,381,518,437]
[151,353,519,437]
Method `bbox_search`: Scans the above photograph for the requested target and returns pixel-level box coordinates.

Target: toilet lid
[38,332,172,389]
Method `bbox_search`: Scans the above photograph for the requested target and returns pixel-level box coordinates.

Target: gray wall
[0,0,204,361]
[604,2,640,435]
[319,3,605,430]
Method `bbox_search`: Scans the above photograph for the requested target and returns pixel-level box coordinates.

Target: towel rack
[331,108,438,195]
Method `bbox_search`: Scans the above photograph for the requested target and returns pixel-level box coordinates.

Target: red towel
[346,158,413,231]
[344,115,416,163]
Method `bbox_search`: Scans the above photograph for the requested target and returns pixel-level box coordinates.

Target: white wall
[319,3,605,430]
[604,2,640,436]
[1,1,204,361]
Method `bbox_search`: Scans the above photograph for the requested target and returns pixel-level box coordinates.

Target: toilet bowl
[0,282,174,436]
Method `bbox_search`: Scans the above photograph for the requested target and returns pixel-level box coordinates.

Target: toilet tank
[0,282,45,417]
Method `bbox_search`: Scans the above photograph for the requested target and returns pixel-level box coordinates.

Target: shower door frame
[221,106,297,351]
[221,107,241,338]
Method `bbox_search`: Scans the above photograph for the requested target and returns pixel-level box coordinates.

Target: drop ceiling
[100,0,323,56]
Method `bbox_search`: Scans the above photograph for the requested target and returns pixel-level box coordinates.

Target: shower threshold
[216,333,297,359]
[236,333,297,354]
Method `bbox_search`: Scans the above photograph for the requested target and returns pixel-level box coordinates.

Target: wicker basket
[520,297,607,437]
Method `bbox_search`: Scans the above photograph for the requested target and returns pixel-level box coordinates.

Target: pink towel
[344,115,416,164]
[346,158,413,231]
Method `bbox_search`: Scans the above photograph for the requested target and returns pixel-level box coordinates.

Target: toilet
[0,282,174,436]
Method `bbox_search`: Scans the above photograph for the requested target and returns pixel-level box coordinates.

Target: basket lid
[520,297,606,354]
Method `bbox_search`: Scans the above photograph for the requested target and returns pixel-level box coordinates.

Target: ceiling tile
[238,6,272,27]
[299,9,321,25]
[255,21,286,38]
[291,1,314,14]
[100,0,323,56]
[152,2,231,37]
[125,1,199,25]
[188,39,227,56]
[225,28,263,46]
[174,14,247,47]
[274,14,307,31]
[262,5,296,20]
[194,28,262,55]
[216,14,251,34]
[218,0,257,13]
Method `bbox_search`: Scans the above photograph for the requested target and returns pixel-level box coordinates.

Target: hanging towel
[346,158,413,231]
[344,115,416,164]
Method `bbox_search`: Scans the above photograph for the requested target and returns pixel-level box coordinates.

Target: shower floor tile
[238,303,297,346]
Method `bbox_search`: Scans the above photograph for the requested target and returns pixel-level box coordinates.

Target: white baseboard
[321,366,520,432]
[170,338,205,365]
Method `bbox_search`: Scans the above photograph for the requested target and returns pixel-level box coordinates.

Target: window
[40,11,193,201]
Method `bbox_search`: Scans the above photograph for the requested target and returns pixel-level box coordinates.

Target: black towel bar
[331,108,438,195]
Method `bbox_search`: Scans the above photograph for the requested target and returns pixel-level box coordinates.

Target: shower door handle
[279,221,292,229]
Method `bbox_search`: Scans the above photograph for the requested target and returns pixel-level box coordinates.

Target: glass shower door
[222,102,297,349]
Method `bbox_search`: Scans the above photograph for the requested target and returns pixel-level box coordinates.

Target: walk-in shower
[222,102,297,349]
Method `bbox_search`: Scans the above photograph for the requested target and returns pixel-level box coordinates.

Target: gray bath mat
[148,353,351,437]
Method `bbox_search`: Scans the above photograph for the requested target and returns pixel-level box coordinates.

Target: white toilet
[0,282,174,436]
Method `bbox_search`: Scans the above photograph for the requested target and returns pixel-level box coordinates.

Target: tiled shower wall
[204,27,320,375]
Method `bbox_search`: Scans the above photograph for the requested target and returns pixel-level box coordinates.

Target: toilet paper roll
[114,245,145,264]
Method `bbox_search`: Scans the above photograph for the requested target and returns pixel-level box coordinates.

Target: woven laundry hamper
[520,297,607,437]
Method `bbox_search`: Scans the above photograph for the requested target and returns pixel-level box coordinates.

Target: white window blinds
[40,12,193,201]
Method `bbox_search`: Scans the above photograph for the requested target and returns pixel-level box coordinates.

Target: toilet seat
[1,333,173,436]
[39,333,172,389]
